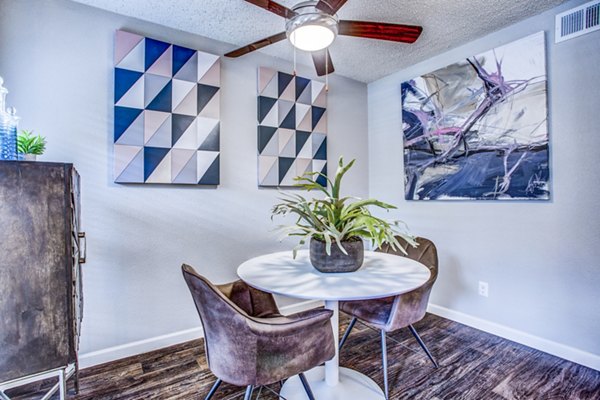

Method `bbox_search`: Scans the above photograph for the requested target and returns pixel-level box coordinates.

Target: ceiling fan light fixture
[286,1,338,52]
[227,0,424,77]
[289,24,336,51]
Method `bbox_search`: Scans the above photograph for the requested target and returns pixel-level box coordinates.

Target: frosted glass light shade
[289,25,335,51]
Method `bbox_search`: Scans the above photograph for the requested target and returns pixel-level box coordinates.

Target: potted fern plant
[271,157,416,273]
[17,130,46,161]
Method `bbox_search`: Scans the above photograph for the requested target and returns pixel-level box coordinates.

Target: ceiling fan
[224,0,423,76]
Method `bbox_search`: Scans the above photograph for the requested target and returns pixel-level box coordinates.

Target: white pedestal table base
[280,366,385,400]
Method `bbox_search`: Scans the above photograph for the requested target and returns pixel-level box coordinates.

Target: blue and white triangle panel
[114,30,221,185]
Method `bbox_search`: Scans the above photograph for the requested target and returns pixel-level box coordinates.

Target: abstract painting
[257,67,327,187]
[401,32,549,200]
[113,30,220,185]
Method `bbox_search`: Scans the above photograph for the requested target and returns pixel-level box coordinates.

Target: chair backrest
[379,236,439,285]
[216,280,280,318]
[181,264,258,385]
[378,237,439,330]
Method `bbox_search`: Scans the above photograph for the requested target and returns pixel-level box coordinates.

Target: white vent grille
[556,0,600,43]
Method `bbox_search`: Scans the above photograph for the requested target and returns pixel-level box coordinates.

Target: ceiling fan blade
[338,20,423,43]
[244,0,296,19]
[312,49,335,76]
[224,32,288,57]
[316,0,348,14]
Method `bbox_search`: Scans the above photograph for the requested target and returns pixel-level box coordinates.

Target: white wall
[0,0,369,355]
[368,0,600,366]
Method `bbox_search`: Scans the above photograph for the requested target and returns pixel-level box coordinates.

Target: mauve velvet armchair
[338,237,439,399]
[182,264,336,400]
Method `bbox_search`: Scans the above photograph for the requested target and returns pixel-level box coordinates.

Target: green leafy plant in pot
[271,157,416,273]
[17,130,46,161]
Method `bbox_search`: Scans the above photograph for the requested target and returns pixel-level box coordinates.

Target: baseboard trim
[79,327,203,369]
[81,301,599,372]
[427,303,600,371]
[79,299,322,369]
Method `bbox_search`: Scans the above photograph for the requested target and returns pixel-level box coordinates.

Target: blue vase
[0,117,18,161]
[0,77,18,161]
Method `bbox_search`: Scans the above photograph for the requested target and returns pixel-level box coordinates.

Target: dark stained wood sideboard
[0,161,84,388]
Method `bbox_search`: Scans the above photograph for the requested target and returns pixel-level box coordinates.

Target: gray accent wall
[368,0,600,360]
[0,0,369,354]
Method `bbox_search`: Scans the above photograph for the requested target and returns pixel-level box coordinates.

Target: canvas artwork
[257,67,327,187]
[401,31,549,200]
[113,30,220,185]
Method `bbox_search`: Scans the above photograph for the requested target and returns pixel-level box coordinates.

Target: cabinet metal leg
[0,365,75,400]
[74,358,80,394]
[58,369,67,400]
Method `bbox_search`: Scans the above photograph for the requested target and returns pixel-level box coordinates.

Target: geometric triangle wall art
[257,67,327,187]
[114,30,221,185]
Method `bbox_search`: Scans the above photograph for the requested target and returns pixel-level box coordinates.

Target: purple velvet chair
[338,237,439,399]
[182,264,335,400]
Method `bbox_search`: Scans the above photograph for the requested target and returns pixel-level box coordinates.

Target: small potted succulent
[271,157,416,273]
[17,130,46,161]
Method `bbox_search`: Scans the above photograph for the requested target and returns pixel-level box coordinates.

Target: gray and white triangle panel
[257,67,327,188]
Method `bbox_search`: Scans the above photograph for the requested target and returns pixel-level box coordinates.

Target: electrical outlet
[478,281,489,297]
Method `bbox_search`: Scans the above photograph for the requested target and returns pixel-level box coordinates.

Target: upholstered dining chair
[338,236,439,399]
[182,264,336,400]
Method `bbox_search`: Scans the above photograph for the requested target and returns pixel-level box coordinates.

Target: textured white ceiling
[71,0,566,82]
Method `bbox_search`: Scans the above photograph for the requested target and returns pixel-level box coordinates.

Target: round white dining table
[237,249,431,400]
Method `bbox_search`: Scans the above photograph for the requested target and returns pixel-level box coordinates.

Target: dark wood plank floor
[7,314,600,399]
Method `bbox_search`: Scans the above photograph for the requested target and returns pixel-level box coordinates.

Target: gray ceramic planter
[309,237,364,273]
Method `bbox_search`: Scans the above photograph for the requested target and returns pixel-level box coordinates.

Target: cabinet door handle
[78,232,87,264]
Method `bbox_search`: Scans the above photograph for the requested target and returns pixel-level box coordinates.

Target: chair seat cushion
[340,296,395,328]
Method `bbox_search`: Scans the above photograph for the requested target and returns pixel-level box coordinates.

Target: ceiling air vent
[555,0,600,43]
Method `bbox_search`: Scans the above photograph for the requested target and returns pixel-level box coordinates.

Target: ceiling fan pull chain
[325,52,329,92]
[293,45,297,76]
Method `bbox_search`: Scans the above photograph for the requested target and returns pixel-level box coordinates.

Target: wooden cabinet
[0,161,84,387]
